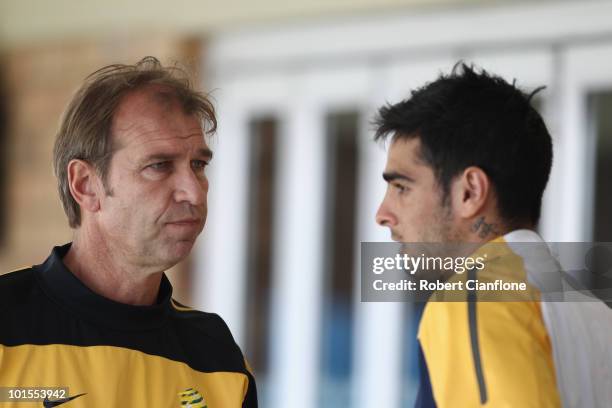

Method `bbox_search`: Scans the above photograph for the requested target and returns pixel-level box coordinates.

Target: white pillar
[268,92,326,408]
[351,108,404,408]
[193,93,250,346]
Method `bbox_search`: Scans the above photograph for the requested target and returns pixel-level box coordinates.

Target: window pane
[245,117,277,403]
[591,92,612,242]
[319,111,359,408]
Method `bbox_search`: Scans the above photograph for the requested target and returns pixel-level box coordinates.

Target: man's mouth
[166,218,202,226]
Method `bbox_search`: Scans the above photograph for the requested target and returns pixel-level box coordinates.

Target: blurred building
[1,1,612,407]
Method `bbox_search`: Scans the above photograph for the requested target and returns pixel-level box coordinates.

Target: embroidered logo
[178,388,207,408]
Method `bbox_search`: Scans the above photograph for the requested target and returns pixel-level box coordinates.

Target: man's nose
[173,167,207,206]
[375,199,397,227]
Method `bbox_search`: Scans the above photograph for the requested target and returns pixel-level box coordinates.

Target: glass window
[245,116,278,403]
[319,111,359,408]
[590,92,612,242]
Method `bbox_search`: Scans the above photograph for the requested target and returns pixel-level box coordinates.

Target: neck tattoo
[471,216,499,239]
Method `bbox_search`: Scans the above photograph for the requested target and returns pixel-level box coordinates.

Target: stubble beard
[405,200,461,283]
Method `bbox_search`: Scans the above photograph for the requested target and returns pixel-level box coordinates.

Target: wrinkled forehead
[110,85,205,149]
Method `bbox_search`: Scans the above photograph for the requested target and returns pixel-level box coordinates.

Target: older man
[0,57,257,407]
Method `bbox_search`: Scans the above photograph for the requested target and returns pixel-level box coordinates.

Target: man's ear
[67,159,102,214]
[450,166,491,219]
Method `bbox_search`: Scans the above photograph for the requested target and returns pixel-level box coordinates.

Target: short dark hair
[374,62,552,226]
[53,56,216,228]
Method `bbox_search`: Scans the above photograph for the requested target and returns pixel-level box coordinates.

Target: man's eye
[192,160,209,171]
[393,183,407,194]
[148,161,170,171]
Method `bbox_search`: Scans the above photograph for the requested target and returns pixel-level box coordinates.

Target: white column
[352,119,405,408]
[538,56,564,242]
[351,62,407,407]
[268,91,326,408]
[193,92,250,346]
